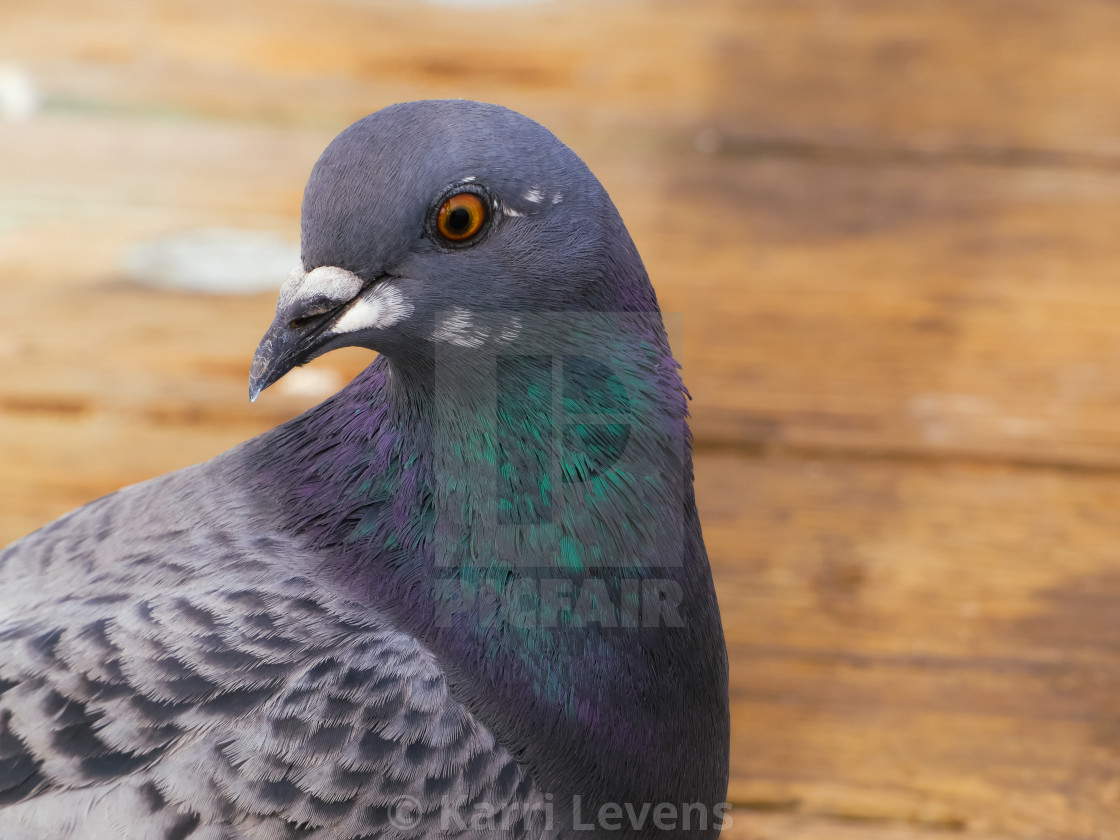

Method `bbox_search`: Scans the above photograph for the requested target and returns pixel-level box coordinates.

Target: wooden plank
[5,0,1120,156]
[7,113,1120,466]
[699,451,1120,838]
[650,151,1120,466]
[702,0,1120,159]
[6,1,1120,466]
[720,811,1008,840]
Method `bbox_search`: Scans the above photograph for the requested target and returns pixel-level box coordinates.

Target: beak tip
[248,367,272,402]
[248,340,276,403]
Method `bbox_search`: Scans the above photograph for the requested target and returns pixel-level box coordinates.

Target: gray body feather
[0,456,544,839]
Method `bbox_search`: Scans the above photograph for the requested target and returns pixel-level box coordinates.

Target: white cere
[280,265,364,310]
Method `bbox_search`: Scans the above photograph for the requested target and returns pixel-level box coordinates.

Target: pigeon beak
[248,317,310,402]
[248,266,367,402]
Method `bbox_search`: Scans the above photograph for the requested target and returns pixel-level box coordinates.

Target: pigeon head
[250,100,655,399]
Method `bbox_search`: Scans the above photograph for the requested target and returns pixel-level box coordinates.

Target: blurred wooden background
[3,1,1120,837]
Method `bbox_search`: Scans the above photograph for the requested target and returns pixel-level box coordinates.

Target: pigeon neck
[254,308,726,836]
[368,322,728,834]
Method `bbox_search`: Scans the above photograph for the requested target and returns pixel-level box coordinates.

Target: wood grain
[8,113,1120,467]
[703,452,1120,838]
[3,1,1120,837]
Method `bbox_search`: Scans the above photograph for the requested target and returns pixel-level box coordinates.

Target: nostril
[288,308,334,330]
[287,299,340,331]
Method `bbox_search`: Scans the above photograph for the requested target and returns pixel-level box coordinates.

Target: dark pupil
[447,206,472,233]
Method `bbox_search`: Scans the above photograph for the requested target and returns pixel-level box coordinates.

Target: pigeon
[0,100,729,840]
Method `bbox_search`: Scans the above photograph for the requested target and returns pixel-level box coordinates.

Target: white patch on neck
[331,283,413,334]
[523,186,544,204]
[502,206,527,218]
[279,265,364,311]
[498,315,522,343]
[430,308,490,348]
[550,191,564,205]
[429,311,522,347]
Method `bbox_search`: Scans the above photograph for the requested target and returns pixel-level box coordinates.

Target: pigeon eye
[436,192,487,243]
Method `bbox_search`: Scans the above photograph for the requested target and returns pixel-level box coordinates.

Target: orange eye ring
[436,192,488,243]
